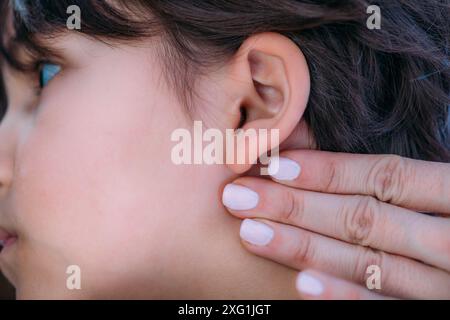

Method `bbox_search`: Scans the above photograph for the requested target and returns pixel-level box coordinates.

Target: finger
[295,270,389,300]
[266,150,450,215]
[237,218,450,299]
[223,178,450,271]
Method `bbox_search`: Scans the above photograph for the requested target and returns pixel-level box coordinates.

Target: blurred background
[0,272,14,299]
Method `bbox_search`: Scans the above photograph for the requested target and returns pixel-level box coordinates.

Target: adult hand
[222,151,450,299]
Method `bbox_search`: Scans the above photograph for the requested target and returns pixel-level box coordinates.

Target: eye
[39,63,61,88]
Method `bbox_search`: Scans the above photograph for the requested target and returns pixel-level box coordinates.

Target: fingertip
[268,156,302,181]
[239,219,274,247]
[222,183,259,211]
[295,270,325,298]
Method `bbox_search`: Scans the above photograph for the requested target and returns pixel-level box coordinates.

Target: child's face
[0,33,243,298]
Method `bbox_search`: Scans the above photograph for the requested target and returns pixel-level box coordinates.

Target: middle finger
[222,177,450,271]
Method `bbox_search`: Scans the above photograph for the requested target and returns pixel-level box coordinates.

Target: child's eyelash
[31,60,48,95]
[30,59,62,94]
[27,61,49,96]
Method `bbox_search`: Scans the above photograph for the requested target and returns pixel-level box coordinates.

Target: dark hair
[1,0,449,161]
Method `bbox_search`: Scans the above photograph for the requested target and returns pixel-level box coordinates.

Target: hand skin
[223,150,450,299]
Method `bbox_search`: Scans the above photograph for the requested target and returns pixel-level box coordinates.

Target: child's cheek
[10,104,180,296]
[6,43,227,296]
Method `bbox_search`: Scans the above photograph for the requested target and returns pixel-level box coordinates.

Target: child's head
[0,0,448,298]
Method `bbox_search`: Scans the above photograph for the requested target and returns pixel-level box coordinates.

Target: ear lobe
[225,32,311,174]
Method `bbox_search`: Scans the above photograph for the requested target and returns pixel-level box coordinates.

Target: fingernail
[240,219,274,246]
[222,184,259,211]
[296,272,324,296]
[268,157,301,181]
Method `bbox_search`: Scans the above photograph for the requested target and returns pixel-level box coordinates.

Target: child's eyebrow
[0,1,66,72]
[1,30,66,73]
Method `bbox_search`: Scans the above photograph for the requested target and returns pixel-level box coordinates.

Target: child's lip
[0,227,17,251]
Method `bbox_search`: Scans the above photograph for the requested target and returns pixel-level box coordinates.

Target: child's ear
[223,32,311,174]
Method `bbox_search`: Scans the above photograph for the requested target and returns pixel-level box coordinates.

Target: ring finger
[223,178,450,271]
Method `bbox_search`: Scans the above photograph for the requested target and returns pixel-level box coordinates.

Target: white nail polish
[239,219,274,246]
[296,272,324,296]
[268,157,301,181]
[222,184,259,210]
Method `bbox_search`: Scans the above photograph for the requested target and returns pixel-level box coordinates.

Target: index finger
[267,150,450,214]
